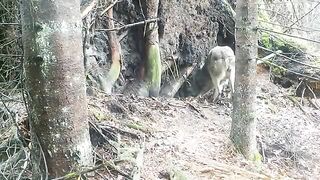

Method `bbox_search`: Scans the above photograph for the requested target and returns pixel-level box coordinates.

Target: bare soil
[1,69,319,179]
[89,70,320,179]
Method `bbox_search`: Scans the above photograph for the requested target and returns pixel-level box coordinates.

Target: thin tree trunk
[144,0,162,97]
[230,0,260,160]
[102,7,121,94]
[20,0,92,178]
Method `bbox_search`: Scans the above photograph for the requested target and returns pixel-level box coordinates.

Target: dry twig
[258,46,320,70]
[52,161,132,180]
[89,121,117,150]
[96,18,159,32]
[283,1,320,33]
[199,160,271,179]
[258,27,320,44]
[287,95,307,115]
[81,0,97,18]
[100,0,120,16]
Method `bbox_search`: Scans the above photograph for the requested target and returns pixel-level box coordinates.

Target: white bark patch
[55,133,61,139]
[59,20,82,33]
[36,23,56,76]
[61,106,70,113]
[74,131,92,166]
[36,21,82,77]
[72,75,81,86]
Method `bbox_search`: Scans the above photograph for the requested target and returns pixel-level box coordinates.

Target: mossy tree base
[144,0,162,97]
[102,7,121,94]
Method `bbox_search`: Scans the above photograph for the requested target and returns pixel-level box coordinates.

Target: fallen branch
[258,46,320,70]
[96,18,159,32]
[160,64,197,97]
[98,123,140,139]
[52,164,104,180]
[257,50,282,64]
[100,0,120,16]
[257,57,320,81]
[0,22,20,25]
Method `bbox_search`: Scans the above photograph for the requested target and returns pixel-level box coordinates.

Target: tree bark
[230,0,260,160]
[102,7,121,94]
[20,0,92,178]
[144,0,162,97]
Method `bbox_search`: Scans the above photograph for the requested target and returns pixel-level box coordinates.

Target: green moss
[258,5,308,54]
[258,32,307,55]
[250,151,262,163]
[271,65,286,76]
[105,60,121,92]
[146,44,161,96]
[272,37,285,48]
[260,33,272,49]
[259,32,285,50]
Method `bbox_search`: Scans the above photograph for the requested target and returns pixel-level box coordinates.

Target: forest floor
[88,69,320,179]
[1,70,320,179]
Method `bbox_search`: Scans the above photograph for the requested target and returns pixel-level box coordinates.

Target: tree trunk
[230,0,260,160]
[102,7,121,94]
[144,0,162,97]
[20,0,92,178]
